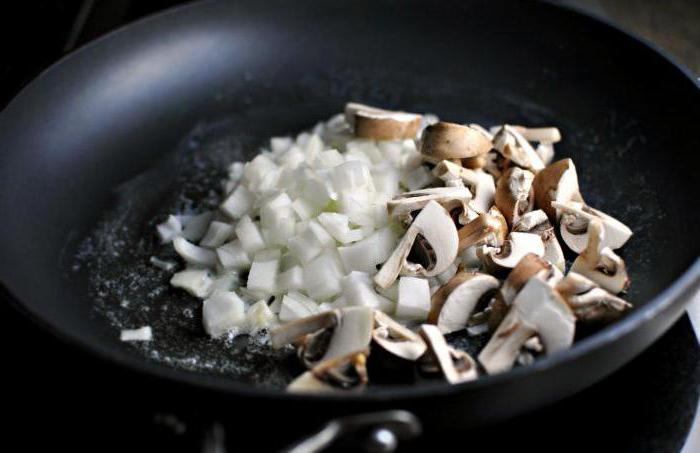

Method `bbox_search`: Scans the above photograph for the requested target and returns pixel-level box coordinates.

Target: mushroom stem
[419,325,478,383]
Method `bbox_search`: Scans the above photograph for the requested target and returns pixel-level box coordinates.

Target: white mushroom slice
[344,103,422,140]
[170,268,214,298]
[482,232,544,270]
[173,237,217,267]
[428,272,500,334]
[374,201,458,288]
[305,306,374,364]
[288,351,368,393]
[510,126,562,144]
[373,310,427,360]
[492,125,545,172]
[478,277,575,374]
[421,122,493,160]
[387,187,473,225]
[457,209,508,252]
[532,158,584,221]
[419,325,478,384]
[570,220,630,294]
[270,310,339,348]
[513,210,565,271]
[432,161,495,213]
[555,272,632,322]
[494,167,535,226]
[554,200,633,253]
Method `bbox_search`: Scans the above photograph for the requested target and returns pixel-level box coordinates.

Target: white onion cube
[221,184,254,219]
[216,240,251,271]
[170,268,214,299]
[202,291,246,337]
[396,277,431,320]
[246,249,281,297]
[156,215,182,243]
[200,221,235,248]
[234,216,266,255]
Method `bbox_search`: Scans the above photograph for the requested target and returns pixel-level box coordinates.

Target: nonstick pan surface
[0,0,698,431]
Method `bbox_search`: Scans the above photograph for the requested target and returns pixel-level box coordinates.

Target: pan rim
[0,0,699,402]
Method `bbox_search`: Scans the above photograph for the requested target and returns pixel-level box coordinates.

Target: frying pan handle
[282,410,421,453]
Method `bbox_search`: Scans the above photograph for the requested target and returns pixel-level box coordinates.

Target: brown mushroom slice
[570,220,630,294]
[374,201,458,288]
[478,277,575,374]
[513,209,566,271]
[345,102,422,140]
[510,126,562,144]
[457,209,508,252]
[387,187,473,226]
[554,200,633,253]
[555,272,632,322]
[482,232,545,270]
[428,272,500,334]
[372,310,427,361]
[487,253,560,330]
[495,167,535,226]
[492,125,545,172]
[419,325,478,383]
[288,350,369,393]
[532,158,584,221]
[421,122,493,161]
[270,310,339,349]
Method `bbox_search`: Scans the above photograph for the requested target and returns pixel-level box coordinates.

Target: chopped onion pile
[155,102,634,392]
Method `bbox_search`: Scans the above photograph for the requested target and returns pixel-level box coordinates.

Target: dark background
[0,1,698,452]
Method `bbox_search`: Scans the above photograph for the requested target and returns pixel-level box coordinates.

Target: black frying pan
[0,0,699,450]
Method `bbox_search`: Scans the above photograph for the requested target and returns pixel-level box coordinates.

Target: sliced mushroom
[270,310,339,349]
[532,158,584,221]
[428,271,500,334]
[372,310,427,361]
[419,324,478,383]
[432,160,496,213]
[570,219,630,294]
[487,253,560,330]
[495,167,535,226]
[345,102,422,140]
[387,187,473,226]
[482,232,545,270]
[555,272,632,322]
[374,201,458,288]
[478,277,575,374]
[492,125,545,172]
[457,209,508,252]
[535,142,555,165]
[288,350,369,393]
[510,126,561,144]
[513,210,565,271]
[554,200,633,253]
[421,122,493,161]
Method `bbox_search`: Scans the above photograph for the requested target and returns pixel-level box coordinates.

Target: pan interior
[0,0,698,392]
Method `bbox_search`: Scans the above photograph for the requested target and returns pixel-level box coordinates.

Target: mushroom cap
[555,272,632,322]
[428,272,500,334]
[421,122,493,160]
[479,277,575,374]
[495,167,535,226]
[345,102,422,140]
[492,125,545,172]
[374,200,459,288]
[513,210,566,271]
[532,158,584,221]
[570,219,630,294]
[372,310,427,361]
[555,201,633,253]
[486,232,545,269]
[387,186,473,225]
[457,210,508,252]
[419,324,478,383]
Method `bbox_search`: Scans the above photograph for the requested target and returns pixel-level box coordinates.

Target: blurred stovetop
[1,1,698,452]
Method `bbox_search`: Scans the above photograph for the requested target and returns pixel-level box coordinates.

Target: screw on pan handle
[283,410,422,453]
